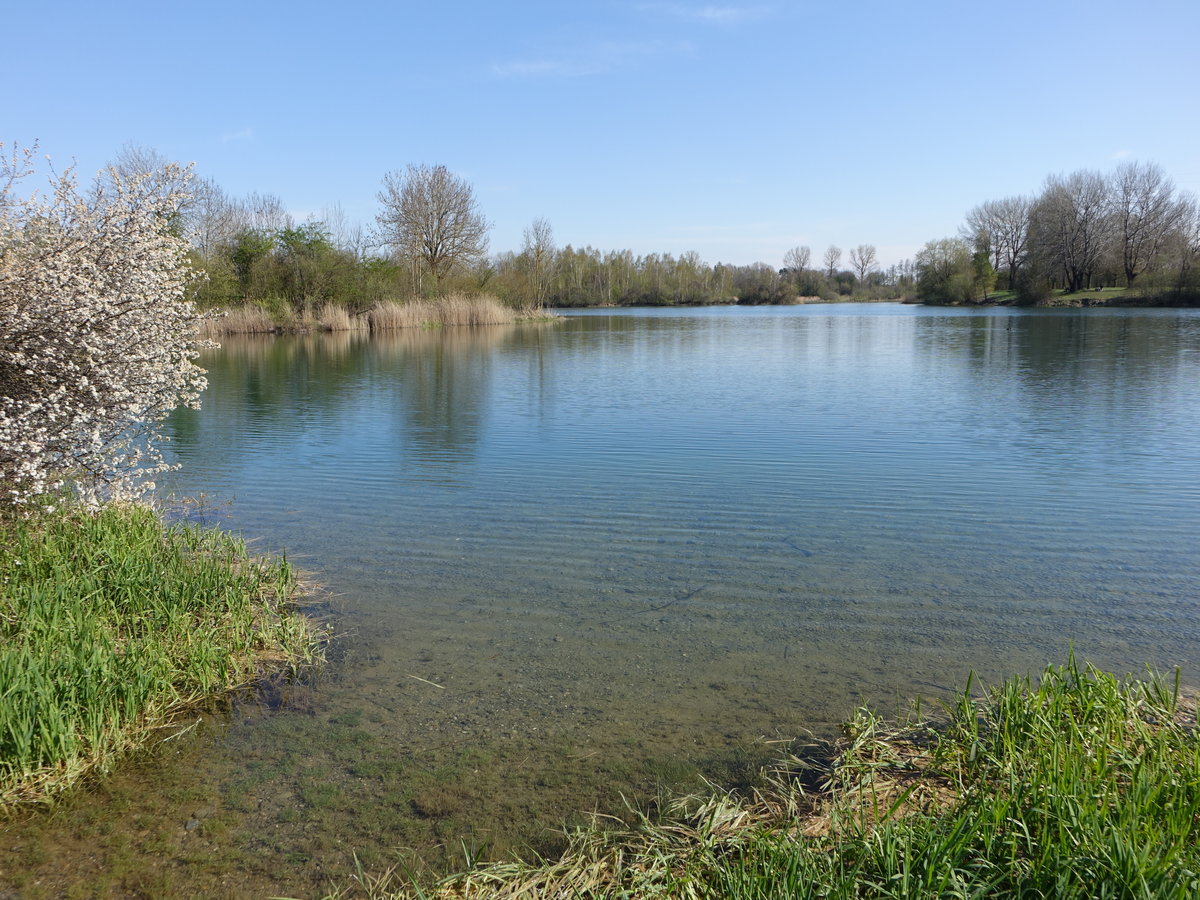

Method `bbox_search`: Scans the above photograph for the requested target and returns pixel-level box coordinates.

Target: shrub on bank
[0,143,207,510]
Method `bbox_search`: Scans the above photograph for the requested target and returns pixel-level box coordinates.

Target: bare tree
[823,244,842,277]
[376,164,490,282]
[849,244,877,282]
[188,177,243,260]
[107,143,199,240]
[782,244,811,290]
[1030,170,1114,293]
[783,245,811,273]
[1110,161,1187,285]
[321,201,366,256]
[521,216,556,307]
[1165,194,1200,287]
[965,196,1032,290]
[108,143,191,204]
[239,191,292,233]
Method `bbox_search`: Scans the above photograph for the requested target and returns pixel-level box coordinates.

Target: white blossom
[1,141,209,510]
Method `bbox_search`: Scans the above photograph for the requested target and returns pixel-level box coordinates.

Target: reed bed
[316,302,368,332]
[201,295,552,336]
[199,303,280,336]
[0,503,322,809]
[367,294,518,331]
[329,657,1200,899]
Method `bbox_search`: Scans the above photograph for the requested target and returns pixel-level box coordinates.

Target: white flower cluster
[0,142,208,509]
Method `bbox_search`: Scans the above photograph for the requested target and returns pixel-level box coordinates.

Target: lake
[5,303,1200,896]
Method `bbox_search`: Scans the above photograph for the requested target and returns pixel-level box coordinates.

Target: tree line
[913,161,1200,305]
[115,144,1200,313]
[112,145,900,313]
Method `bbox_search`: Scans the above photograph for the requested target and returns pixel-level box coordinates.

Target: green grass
[0,502,323,808]
[329,656,1200,899]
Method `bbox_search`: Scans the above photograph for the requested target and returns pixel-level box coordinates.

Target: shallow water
[4,304,1200,897]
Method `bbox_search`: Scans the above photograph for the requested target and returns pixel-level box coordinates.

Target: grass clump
[334,656,1200,899]
[0,503,323,809]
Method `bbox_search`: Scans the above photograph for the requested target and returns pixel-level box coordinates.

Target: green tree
[971,230,997,300]
[915,238,980,304]
[231,229,277,287]
[275,221,336,309]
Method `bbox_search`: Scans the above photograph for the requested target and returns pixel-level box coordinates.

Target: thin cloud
[218,128,254,144]
[1112,149,1132,160]
[492,40,692,78]
[639,3,772,24]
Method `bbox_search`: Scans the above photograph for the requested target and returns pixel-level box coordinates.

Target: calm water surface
[5,304,1200,896]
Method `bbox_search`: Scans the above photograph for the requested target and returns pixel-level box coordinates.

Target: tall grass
[200,303,280,336]
[331,657,1200,899]
[0,503,322,808]
[316,302,368,332]
[367,293,519,330]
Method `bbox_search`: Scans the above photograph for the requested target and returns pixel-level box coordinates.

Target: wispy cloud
[492,40,692,78]
[1112,149,1132,160]
[218,127,254,144]
[638,3,772,25]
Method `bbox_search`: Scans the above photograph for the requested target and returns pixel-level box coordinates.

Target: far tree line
[110,145,1199,312]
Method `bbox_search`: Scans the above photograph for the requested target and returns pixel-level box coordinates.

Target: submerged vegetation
[329,659,1200,899]
[0,503,322,808]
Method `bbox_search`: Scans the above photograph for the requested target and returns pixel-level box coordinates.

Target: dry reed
[199,304,279,336]
[316,303,367,332]
[367,294,517,331]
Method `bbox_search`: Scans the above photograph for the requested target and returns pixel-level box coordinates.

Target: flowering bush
[0,143,208,510]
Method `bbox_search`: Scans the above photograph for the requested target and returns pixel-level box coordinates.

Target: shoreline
[328,659,1200,898]
[0,503,325,810]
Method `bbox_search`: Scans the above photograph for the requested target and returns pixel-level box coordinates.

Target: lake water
[5,304,1200,896]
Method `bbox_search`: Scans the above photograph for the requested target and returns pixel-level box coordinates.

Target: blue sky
[8,0,1199,268]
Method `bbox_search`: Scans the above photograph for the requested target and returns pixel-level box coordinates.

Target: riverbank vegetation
[0,143,323,810]
[914,161,1199,307]
[0,503,321,808]
[326,658,1200,899]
